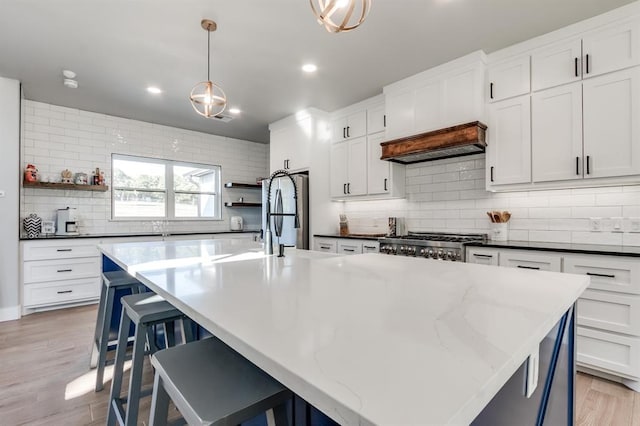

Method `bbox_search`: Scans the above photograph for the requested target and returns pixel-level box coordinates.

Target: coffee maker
[56,207,79,236]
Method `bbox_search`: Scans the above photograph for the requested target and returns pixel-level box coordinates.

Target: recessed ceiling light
[147,86,162,94]
[229,108,241,114]
[302,64,317,73]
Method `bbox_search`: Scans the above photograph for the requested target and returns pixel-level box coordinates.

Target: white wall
[21,101,269,236]
[0,77,20,320]
[342,154,640,246]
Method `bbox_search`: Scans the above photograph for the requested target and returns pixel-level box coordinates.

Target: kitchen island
[99,238,589,425]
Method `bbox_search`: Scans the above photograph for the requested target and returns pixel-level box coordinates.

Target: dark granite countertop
[20,230,259,241]
[314,234,385,241]
[466,240,640,257]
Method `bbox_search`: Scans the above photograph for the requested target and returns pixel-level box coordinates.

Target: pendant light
[190,19,227,118]
[310,0,371,33]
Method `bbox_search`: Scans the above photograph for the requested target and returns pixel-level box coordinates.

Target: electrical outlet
[589,217,603,232]
[630,217,640,233]
[612,217,624,233]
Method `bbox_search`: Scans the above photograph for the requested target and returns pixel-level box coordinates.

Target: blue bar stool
[91,270,145,392]
[149,337,292,426]
[107,292,193,426]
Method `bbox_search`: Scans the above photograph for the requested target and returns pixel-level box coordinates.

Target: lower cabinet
[313,238,338,253]
[465,246,640,383]
[313,237,380,255]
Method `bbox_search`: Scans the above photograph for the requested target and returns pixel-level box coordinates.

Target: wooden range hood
[380,121,487,164]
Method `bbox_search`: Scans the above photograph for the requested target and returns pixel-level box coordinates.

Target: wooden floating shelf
[224,182,262,189]
[23,181,109,192]
[224,202,262,208]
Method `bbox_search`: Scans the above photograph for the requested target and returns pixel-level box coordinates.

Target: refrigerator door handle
[274,188,284,237]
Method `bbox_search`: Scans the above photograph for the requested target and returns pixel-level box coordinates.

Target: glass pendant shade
[310,0,371,33]
[190,19,227,118]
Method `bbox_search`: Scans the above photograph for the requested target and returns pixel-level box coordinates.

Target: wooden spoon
[487,212,495,223]
[502,212,511,222]
[493,212,502,223]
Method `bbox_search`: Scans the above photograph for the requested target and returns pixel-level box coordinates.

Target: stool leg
[149,372,170,426]
[124,322,148,426]
[164,321,176,348]
[180,318,195,343]
[107,308,132,426]
[90,280,109,369]
[95,286,116,391]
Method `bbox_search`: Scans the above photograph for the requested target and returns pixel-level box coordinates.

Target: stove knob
[399,246,406,254]
[419,248,426,256]
[437,250,444,259]
[446,251,454,260]
[428,249,434,258]
[391,246,397,255]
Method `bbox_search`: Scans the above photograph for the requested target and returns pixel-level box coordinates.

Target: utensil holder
[339,221,349,237]
[491,223,509,241]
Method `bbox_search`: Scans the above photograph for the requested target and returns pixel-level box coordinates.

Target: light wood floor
[1,306,640,426]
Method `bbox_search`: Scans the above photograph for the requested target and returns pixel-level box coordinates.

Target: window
[112,154,221,220]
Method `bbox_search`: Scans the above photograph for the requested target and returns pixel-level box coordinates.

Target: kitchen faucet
[264,169,300,256]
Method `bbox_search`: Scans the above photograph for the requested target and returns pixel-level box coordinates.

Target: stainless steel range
[379,231,488,261]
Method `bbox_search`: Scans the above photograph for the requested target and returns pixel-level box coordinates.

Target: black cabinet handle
[586,156,590,175]
[343,127,346,139]
[576,157,580,175]
[517,265,541,270]
[347,183,351,194]
[586,272,615,279]
[384,178,388,191]
[347,126,350,138]
[586,54,590,74]
[490,166,494,182]
[57,269,73,273]
[574,57,579,77]
[383,115,386,128]
[473,254,493,258]
[363,245,376,249]
[320,245,331,250]
[343,248,355,252]
[343,183,347,195]
[57,290,73,294]
[56,248,73,252]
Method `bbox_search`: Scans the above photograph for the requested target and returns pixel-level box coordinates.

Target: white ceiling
[0,0,635,143]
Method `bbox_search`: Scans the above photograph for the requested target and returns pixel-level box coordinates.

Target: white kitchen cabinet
[413,79,442,134]
[577,327,640,379]
[367,103,386,135]
[385,89,415,140]
[466,247,499,266]
[330,136,367,197]
[332,110,366,142]
[337,240,363,255]
[486,94,531,186]
[532,20,640,92]
[486,56,531,102]
[313,238,338,253]
[442,65,484,126]
[269,114,313,172]
[583,67,640,179]
[362,241,380,253]
[579,289,640,337]
[498,250,561,272]
[532,82,583,182]
[564,254,640,295]
[366,132,405,197]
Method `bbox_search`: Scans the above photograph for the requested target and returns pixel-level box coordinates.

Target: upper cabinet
[532,20,640,92]
[486,56,531,102]
[384,52,486,141]
[332,110,366,142]
[367,132,405,197]
[367,103,386,134]
[330,136,368,197]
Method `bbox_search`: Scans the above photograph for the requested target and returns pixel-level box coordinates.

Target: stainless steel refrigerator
[262,173,309,249]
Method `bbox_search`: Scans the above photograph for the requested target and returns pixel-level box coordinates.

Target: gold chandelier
[190,19,227,118]
[310,0,371,33]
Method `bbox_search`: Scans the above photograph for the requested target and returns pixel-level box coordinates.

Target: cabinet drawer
[564,254,640,294]
[362,241,380,253]
[579,290,640,336]
[313,239,337,253]
[338,241,363,255]
[23,242,100,261]
[23,277,100,308]
[23,257,101,284]
[498,250,561,272]
[466,247,499,266]
[577,326,640,379]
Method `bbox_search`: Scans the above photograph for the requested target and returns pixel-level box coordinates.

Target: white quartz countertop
[99,239,589,425]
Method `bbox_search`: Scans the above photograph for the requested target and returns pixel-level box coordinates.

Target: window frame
[111,154,222,221]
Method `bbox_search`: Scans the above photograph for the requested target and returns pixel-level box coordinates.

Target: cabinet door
[582,20,640,78]
[362,241,380,253]
[487,95,531,186]
[313,238,338,253]
[330,142,348,197]
[347,136,367,196]
[332,117,348,142]
[466,247,499,265]
[498,250,561,272]
[337,241,363,255]
[414,80,442,134]
[532,82,583,182]
[577,327,640,379]
[270,116,312,173]
[385,89,415,140]
[367,104,386,134]
[564,254,640,295]
[443,67,482,126]
[583,68,640,179]
[578,289,640,337]
[346,110,367,139]
[269,127,288,172]
[487,56,531,102]
[367,133,390,195]
[532,39,582,91]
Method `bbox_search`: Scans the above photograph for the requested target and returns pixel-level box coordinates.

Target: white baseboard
[0,305,21,322]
